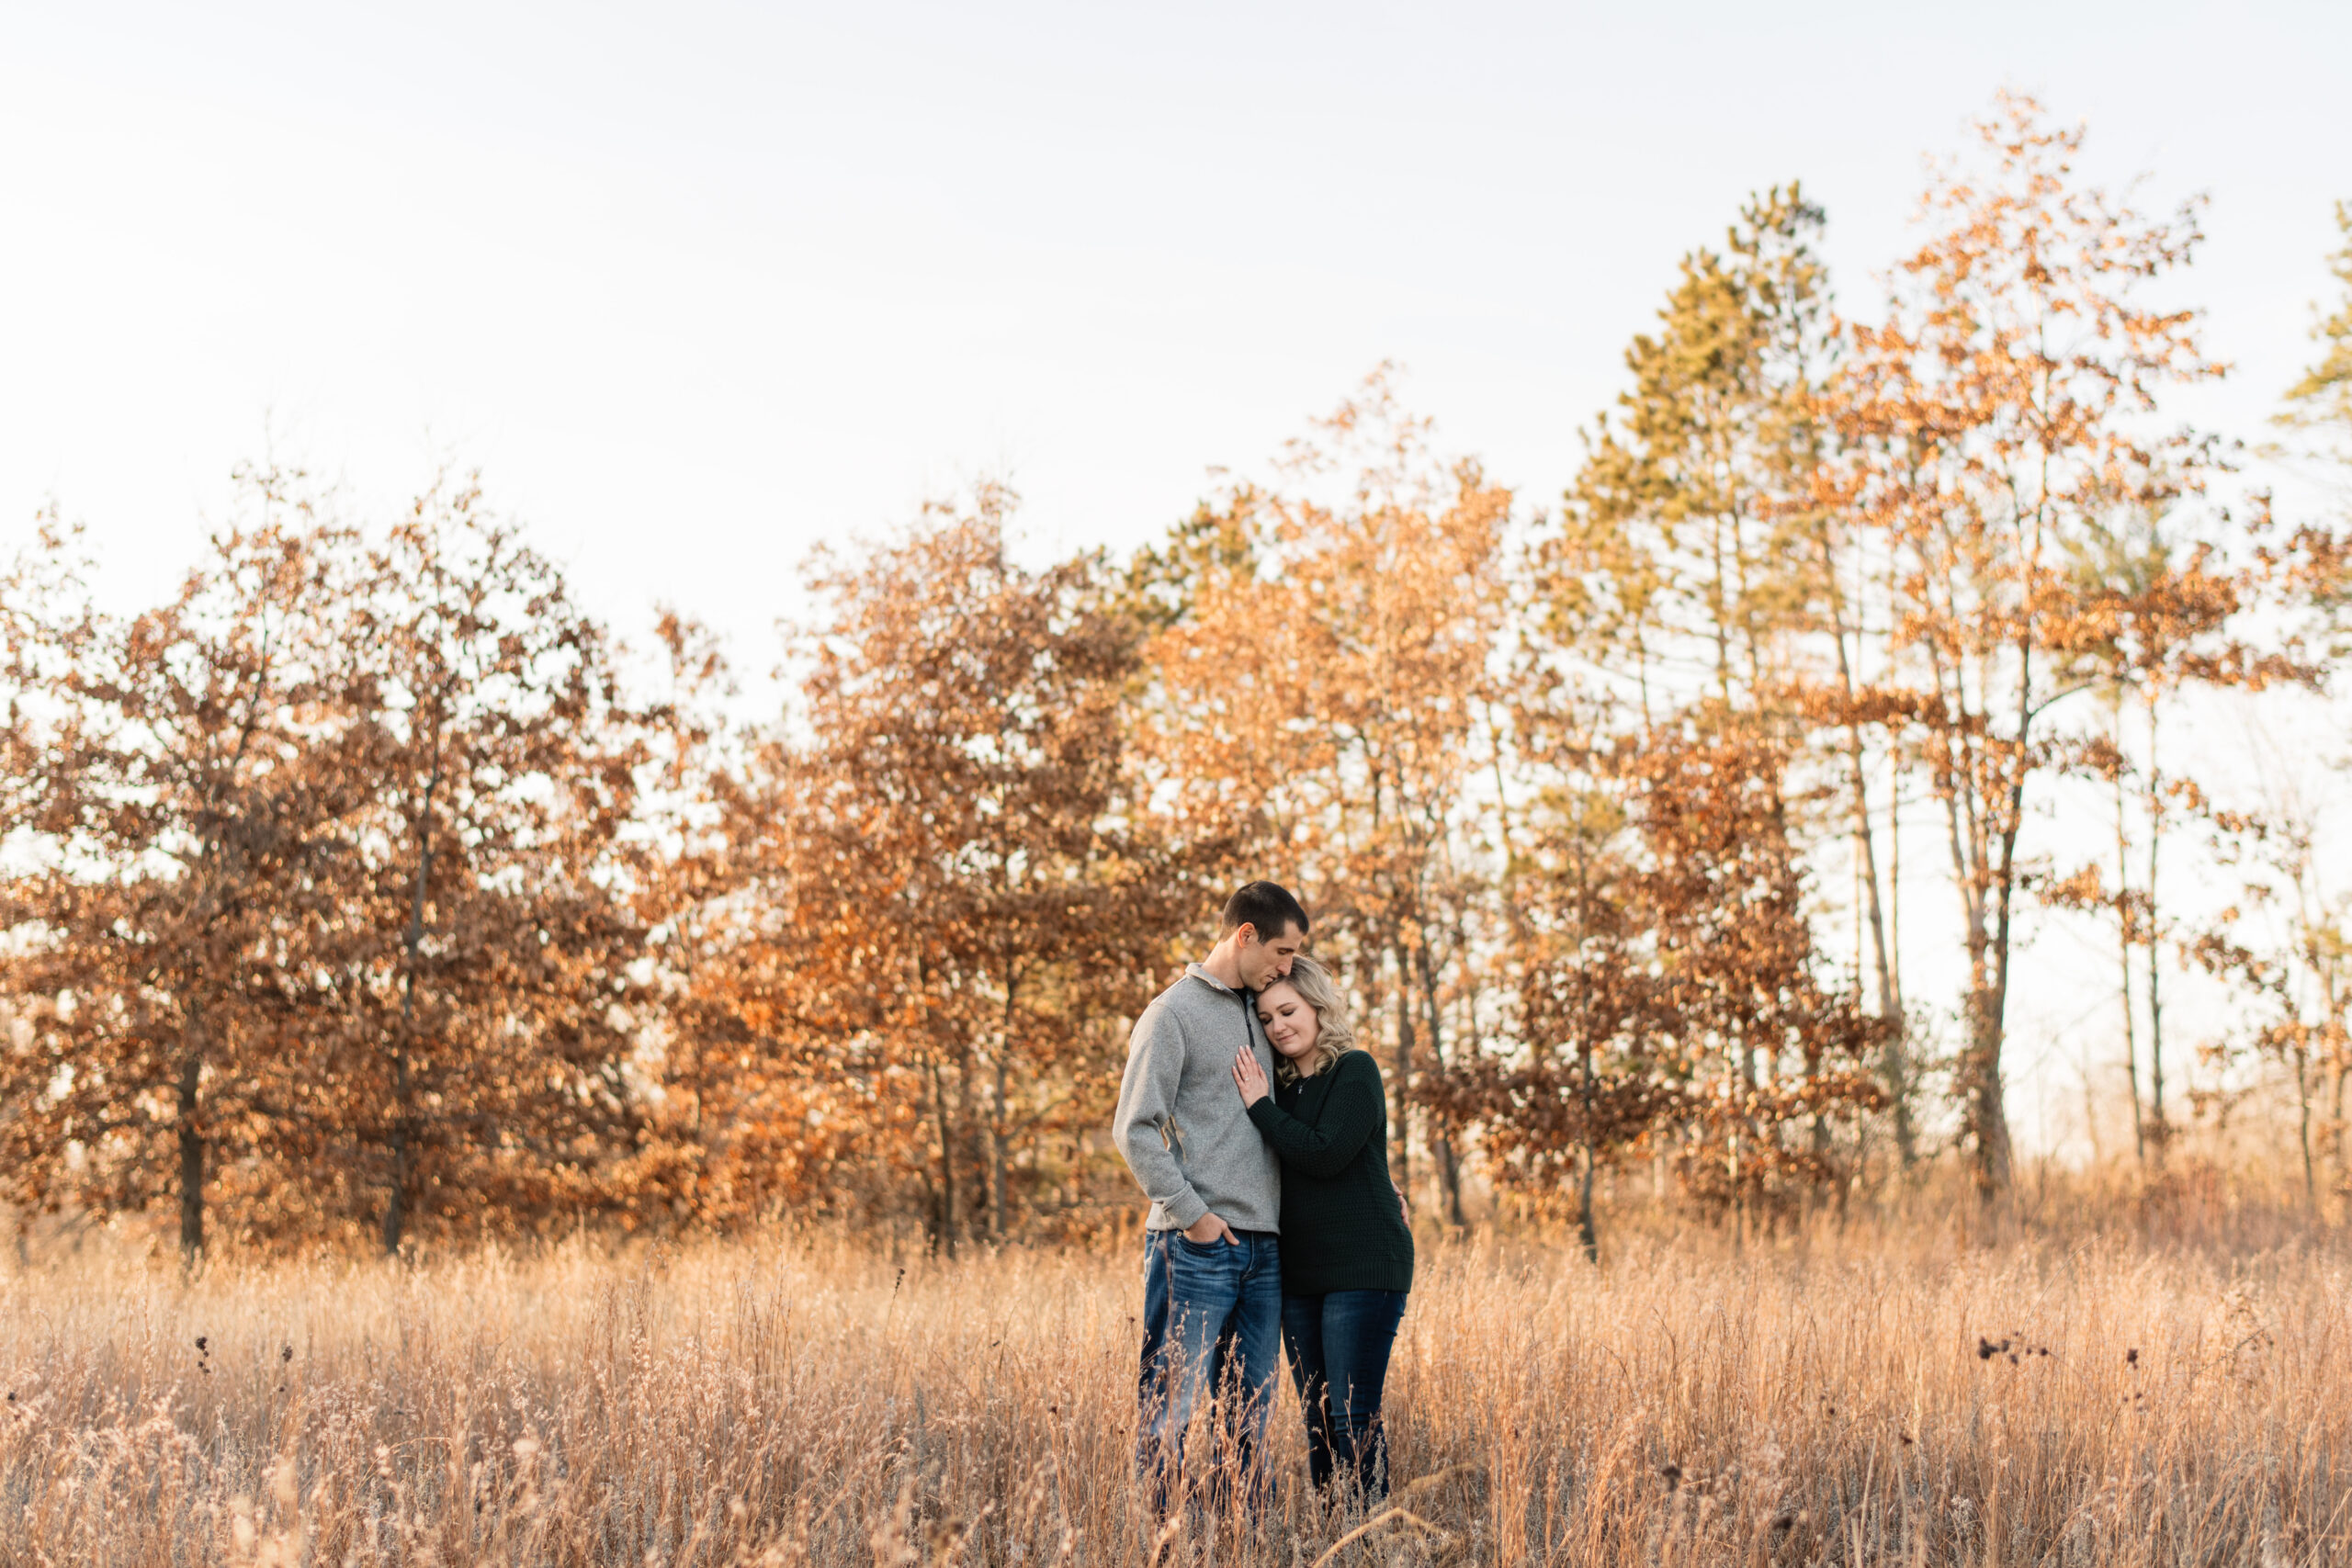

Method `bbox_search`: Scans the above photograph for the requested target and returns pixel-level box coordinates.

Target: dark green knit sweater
[1246,1049,1415,1296]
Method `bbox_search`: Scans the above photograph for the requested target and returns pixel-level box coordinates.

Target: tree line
[5,96,2349,1256]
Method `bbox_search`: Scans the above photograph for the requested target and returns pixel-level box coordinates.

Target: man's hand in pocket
[1182,1213,1238,1246]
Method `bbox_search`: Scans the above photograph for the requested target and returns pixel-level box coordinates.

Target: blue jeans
[1281,1289,1408,1502]
[1136,1228,1282,1511]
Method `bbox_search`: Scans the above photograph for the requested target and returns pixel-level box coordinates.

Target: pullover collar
[1184,961,1249,998]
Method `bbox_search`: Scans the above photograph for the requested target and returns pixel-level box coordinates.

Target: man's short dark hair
[1221,881,1309,941]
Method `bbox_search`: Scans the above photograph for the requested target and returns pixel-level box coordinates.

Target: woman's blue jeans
[1280,1289,1408,1502]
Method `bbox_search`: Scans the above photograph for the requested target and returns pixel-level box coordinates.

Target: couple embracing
[1112,881,1415,1514]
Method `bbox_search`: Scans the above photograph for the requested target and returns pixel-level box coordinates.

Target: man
[1113,880,1309,1511]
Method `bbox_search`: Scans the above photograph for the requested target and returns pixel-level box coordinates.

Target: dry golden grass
[5,1205,2350,1565]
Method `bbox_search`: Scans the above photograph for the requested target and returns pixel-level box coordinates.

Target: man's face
[1236,920,1306,993]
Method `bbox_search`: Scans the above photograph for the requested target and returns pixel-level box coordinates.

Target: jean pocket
[1170,1231,1235,1260]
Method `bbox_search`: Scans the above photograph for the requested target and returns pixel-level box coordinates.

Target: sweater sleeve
[1244,1055,1382,1179]
[1112,1001,1209,1229]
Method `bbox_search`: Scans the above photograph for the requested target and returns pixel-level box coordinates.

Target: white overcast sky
[5,2,2349,1157]
[5,0,2346,649]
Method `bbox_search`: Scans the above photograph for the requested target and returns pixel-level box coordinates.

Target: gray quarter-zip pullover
[1112,964,1283,1233]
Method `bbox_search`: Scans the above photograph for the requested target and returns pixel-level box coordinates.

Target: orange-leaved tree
[321,476,650,1253]
[1544,185,1919,1166]
[0,470,374,1255]
[1130,371,1511,1224]
[1436,689,1884,1254]
[1429,681,1660,1260]
[675,488,1178,1246]
[1824,93,2233,1198]
[1624,716,1888,1234]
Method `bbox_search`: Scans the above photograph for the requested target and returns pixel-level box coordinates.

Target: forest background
[5,95,2352,1261]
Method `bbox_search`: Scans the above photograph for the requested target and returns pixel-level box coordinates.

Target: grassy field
[5,1201,2350,1566]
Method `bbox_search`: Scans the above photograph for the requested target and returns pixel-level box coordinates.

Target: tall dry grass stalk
[3,1217,2348,1565]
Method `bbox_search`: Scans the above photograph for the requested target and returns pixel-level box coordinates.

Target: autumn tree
[2238,203,2352,1207]
[1438,696,1883,1252]
[619,609,756,1227]
[1430,683,1657,1259]
[676,487,1176,1247]
[2279,201,2352,464]
[647,730,903,1228]
[1824,94,2237,1198]
[1130,372,1511,1225]
[1626,717,1887,1234]
[2032,497,2301,1163]
[0,473,372,1255]
[1554,188,1830,716]
[319,476,651,1254]
[2233,790,2349,1212]
[2268,202,2352,665]
[1538,190,1918,1160]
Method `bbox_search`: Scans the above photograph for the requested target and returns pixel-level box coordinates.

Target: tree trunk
[2326,937,2348,1223]
[2115,746,2144,1166]
[2144,697,2167,1167]
[175,1051,206,1260]
[989,1055,1008,1241]
[2297,1042,2317,1212]
[1576,1139,1599,1263]
[929,1055,957,1258]
[2332,1055,2348,1224]
[1961,654,2032,1203]
[1389,941,1412,1201]
[1963,994,2015,1200]
[381,1051,409,1255]
[1707,514,1736,705]
[1962,864,2017,1201]
[1961,877,2016,1201]
[992,968,1021,1241]
[385,764,439,1256]
[1818,526,1907,1164]
[1889,750,1910,1170]
[1576,1027,1599,1262]
[1413,942,1466,1229]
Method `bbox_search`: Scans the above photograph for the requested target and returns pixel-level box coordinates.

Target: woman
[1229,953,1414,1505]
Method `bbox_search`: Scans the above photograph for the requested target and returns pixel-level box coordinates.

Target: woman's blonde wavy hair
[1269,953,1356,1084]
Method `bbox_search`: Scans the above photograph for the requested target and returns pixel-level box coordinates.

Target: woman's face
[1257,981,1321,1065]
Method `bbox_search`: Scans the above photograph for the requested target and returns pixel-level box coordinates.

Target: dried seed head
[230,1496,256,1553]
